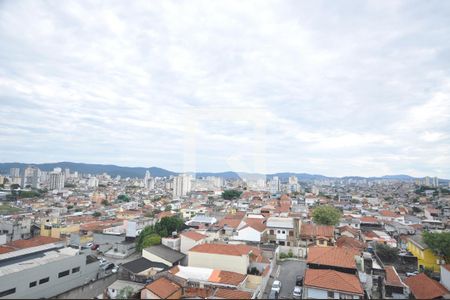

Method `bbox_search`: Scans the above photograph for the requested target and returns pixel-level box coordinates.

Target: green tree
[117,194,130,202]
[312,205,341,226]
[222,190,242,200]
[117,286,134,299]
[165,204,172,212]
[101,200,110,206]
[375,243,399,263]
[141,234,161,249]
[423,231,450,262]
[93,212,101,217]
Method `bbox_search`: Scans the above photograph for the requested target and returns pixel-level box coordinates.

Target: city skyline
[1,1,450,177]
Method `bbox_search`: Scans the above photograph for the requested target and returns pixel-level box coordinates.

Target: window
[277,230,280,234]
[282,230,285,234]
[72,267,80,273]
[289,231,294,236]
[39,277,49,284]
[58,270,70,278]
[270,230,274,235]
[327,291,334,298]
[29,281,37,288]
[0,288,16,297]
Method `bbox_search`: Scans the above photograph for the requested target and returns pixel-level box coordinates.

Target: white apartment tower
[88,177,99,188]
[9,168,21,185]
[23,166,40,188]
[173,174,192,198]
[49,170,65,191]
[269,176,280,194]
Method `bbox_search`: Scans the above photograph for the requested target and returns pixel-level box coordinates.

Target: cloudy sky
[1,1,449,177]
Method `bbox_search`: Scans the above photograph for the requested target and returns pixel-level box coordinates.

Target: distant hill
[0,162,176,178]
[0,162,447,181]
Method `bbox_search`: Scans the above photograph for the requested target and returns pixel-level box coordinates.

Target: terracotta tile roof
[214,288,252,299]
[145,277,181,299]
[218,218,241,229]
[338,225,359,236]
[336,237,366,251]
[384,266,405,288]
[183,287,213,298]
[360,216,378,223]
[224,211,246,220]
[301,223,334,239]
[8,236,62,249]
[0,245,15,254]
[190,243,262,258]
[181,230,208,241]
[379,210,399,218]
[404,273,449,299]
[242,218,266,232]
[208,270,246,286]
[304,269,363,295]
[307,246,358,269]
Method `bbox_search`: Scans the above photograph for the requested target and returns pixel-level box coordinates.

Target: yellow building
[407,235,442,272]
[40,218,80,239]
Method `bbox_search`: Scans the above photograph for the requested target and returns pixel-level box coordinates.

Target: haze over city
[1,0,450,177]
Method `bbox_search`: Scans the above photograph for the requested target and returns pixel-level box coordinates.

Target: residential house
[407,235,442,272]
[383,266,409,299]
[180,231,207,254]
[300,223,335,247]
[233,218,266,243]
[188,243,267,275]
[303,269,364,299]
[266,217,299,246]
[306,246,359,274]
[141,277,182,299]
[142,245,186,267]
[120,257,168,283]
[404,273,449,299]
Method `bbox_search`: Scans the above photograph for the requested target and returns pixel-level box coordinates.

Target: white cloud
[0,0,449,177]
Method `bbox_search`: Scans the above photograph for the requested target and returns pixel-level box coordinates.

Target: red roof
[384,266,405,288]
[301,223,334,239]
[379,210,399,218]
[242,218,266,232]
[145,277,181,299]
[304,269,363,295]
[360,216,378,224]
[8,236,62,250]
[336,236,366,251]
[208,270,246,286]
[214,288,252,299]
[217,217,241,229]
[404,273,448,299]
[307,246,358,269]
[181,231,207,241]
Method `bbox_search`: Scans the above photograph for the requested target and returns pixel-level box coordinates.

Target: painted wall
[188,252,249,274]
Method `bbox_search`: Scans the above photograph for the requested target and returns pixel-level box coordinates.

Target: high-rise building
[425,176,431,186]
[88,177,99,188]
[173,174,192,198]
[144,170,153,189]
[9,168,21,185]
[433,177,439,187]
[49,171,65,191]
[269,176,280,194]
[64,168,71,179]
[22,166,40,188]
[288,176,298,185]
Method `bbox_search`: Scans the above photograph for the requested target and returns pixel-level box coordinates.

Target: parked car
[271,280,281,294]
[296,275,303,286]
[293,286,302,299]
[86,242,93,247]
[406,271,419,277]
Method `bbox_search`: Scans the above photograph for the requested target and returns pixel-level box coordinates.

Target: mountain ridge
[0,162,447,181]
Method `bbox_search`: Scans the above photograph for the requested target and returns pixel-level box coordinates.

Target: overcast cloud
[0,0,449,177]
